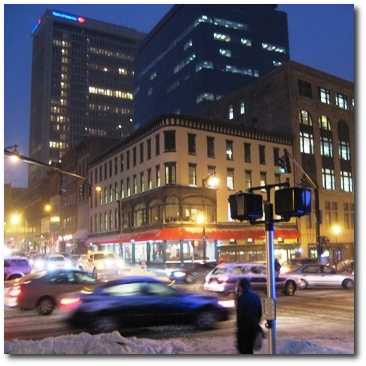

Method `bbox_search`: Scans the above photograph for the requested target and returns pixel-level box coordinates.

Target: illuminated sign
[31,19,42,35]
[52,10,86,23]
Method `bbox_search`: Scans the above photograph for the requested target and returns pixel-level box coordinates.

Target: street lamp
[200,172,219,263]
[5,145,20,162]
[96,186,123,257]
[333,224,341,244]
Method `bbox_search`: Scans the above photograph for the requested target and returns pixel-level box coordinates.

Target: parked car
[4,269,101,315]
[288,264,354,290]
[4,257,33,281]
[59,276,232,334]
[280,257,318,274]
[203,262,301,296]
[332,259,354,274]
[77,251,125,279]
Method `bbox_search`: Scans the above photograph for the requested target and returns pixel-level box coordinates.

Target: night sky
[3,3,355,188]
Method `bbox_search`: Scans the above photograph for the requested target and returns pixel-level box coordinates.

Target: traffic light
[278,156,287,173]
[79,184,85,198]
[275,187,312,217]
[229,192,263,221]
[278,154,292,173]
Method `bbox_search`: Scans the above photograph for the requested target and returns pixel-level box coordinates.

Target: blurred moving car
[332,259,354,274]
[280,257,318,274]
[4,257,33,281]
[60,276,232,334]
[165,262,217,284]
[204,262,301,296]
[288,264,354,290]
[77,251,125,279]
[4,269,101,315]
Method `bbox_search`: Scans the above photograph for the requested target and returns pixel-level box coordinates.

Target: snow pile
[4,331,352,355]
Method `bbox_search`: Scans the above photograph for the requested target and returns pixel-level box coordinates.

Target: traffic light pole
[284,150,322,263]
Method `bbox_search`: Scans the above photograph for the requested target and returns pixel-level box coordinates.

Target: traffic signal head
[229,192,263,222]
[278,153,292,173]
[278,156,287,173]
[275,187,312,217]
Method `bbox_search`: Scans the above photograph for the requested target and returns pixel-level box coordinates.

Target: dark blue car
[60,276,232,334]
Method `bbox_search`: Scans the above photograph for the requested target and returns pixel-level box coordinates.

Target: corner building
[87,115,302,265]
[134,4,289,128]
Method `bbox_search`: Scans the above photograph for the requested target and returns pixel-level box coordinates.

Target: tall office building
[134,4,289,128]
[28,9,145,187]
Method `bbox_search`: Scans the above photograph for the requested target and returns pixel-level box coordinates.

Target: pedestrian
[275,258,281,277]
[235,278,262,354]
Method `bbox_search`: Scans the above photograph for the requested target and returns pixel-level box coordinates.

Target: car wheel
[300,279,308,290]
[342,279,354,290]
[195,309,217,329]
[92,268,98,279]
[284,280,296,296]
[38,296,55,315]
[185,274,196,284]
[92,315,117,334]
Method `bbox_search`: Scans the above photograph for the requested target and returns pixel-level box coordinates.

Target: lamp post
[333,224,340,244]
[45,204,52,253]
[200,172,219,263]
[96,186,123,257]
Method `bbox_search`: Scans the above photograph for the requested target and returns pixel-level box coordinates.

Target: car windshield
[50,257,65,262]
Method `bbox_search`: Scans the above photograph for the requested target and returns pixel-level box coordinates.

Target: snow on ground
[4,330,354,355]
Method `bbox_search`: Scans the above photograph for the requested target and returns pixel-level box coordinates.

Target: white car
[204,262,302,296]
[77,252,125,279]
[44,254,72,271]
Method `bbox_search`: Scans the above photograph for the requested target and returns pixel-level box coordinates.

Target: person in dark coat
[235,278,262,354]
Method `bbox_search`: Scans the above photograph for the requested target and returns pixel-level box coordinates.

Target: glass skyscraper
[134,4,290,128]
[28,9,145,186]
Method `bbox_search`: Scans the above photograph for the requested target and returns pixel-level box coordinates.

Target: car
[44,254,73,271]
[4,269,101,315]
[165,262,217,284]
[203,262,301,296]
[59,276,232,334]
[4,257,33,281]
[280,257,318,274]
[332,259,354,274]
[288,264,354,290]
[77,251,125,279]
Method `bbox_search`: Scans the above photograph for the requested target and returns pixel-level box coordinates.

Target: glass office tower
[28,9,145,186]
[134,4,289,128]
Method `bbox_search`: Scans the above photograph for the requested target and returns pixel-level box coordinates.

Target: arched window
[319,115,331,131]
[299,110,313,126]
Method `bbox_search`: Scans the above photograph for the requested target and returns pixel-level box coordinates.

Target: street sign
[262,298,276,320]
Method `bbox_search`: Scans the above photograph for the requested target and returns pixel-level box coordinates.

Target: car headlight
[173,271,186,278]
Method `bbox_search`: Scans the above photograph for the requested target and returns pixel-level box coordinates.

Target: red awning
[86,227,300,245]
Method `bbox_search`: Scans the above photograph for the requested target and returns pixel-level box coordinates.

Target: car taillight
[60,297,81,306]
[9,285,21,297]
[217,276,229,284]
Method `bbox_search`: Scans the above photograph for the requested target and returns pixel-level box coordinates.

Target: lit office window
[214,33,231,42]
[335,93,348,110]
[219,49,231,57]
[320,136,333,157]
[299,132,314,154]
[318,87,331,104]
[322,168,336,190]
[340,171,353,192]
[227,168,234,190]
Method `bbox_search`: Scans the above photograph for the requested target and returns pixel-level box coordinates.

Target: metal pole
[202,178,206,263]
[265,202,276,354]
[118,200,123,258]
